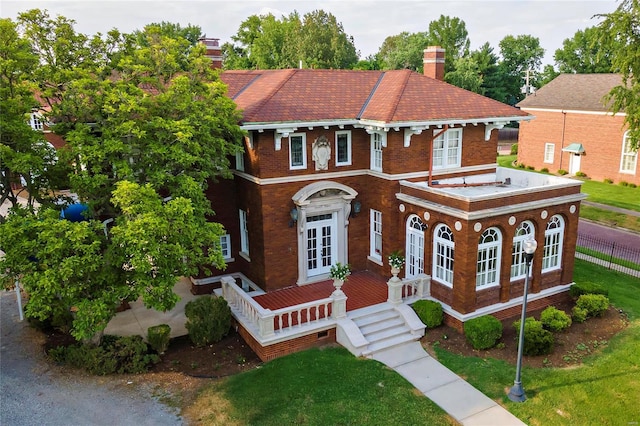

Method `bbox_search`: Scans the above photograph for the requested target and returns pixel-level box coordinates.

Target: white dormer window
[433,128,462,169]
[30,113,44,131]
[289,133,307,170]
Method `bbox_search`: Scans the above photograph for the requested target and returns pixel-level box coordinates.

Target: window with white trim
[511,221,535,280]
[335,130,352,166]
[544,143,555,164]
[542,215,564,272]
[235,151,244,171]
[239,209,249,257]
[620,131,637,174]
[370,132,383,171]
[29,112,43,131]
[477,227,502,288]
[219,234,231,259]
[370,209,382,261]
[433,224,454,286]
[433,128,462,169]
[289,133,307,170]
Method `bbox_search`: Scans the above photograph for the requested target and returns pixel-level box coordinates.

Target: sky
[1,0,620,67]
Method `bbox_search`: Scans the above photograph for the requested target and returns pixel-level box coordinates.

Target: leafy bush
[517,163,526,169]
[540,167,549,173]
[513,318,554,356]
[604,178,613,184]
[630,183,638,188]
[510,143,518,155]
[572,306,588,323]
[540,306,572,332]
[48,335,158,375]
[527,165,535,170]
[185,296,232,347]
[412,300,443,328]
[464,315,503,350]
[619,181,629,187]
[576,294,609,318]
[569,282,608,298]
[558,169,568,175]
[147,324,171,354]
[575,171,587,178]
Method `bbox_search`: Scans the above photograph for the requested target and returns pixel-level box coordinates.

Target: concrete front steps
[336,302,426,357]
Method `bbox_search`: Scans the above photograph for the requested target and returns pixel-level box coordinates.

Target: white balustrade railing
[388,274,431,304]
[271,298,333,332]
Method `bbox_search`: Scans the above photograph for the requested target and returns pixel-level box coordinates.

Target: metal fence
[576,233,640,278]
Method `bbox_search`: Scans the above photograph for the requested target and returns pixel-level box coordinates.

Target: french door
[306,213,337,277]
[406,215,425,278]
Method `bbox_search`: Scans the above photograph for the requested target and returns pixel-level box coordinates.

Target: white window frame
[544,143,555,164]
[476,227,502,288]
[369,209,382,262]
[511,221,535,280]
[219,234,232,260]
[29,112,44,131]
[406,215,425,278]
[433,128,462,169]
[289,133,307,170]
[433,224,455,287]
[335,130,352,166]
[542,215,564,272]
[239,209,249,259]
[235,151,245,171]
[620,131,638,174]
[370,132,384,172]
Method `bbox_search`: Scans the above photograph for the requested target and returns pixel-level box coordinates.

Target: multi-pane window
[542,215,564,272]
[433,128,462,169]
[336,130,352,166]
[511,221,535,280]
[433,224,455,286]
[406,216,425,277]
[239,209,249,256]
[544,143,555,164]
[219,234,231,259]
[476,228,502,288]
[370,209,382,261]
[289,133,307,169]
[370,132,383,172]
[620,131,637,174]
[235,151,244,171]
[29,113,43,131]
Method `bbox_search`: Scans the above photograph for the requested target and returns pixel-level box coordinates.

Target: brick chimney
[423,46,445,80]
[199,37,223,69]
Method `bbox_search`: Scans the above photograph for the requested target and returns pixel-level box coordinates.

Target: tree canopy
[0,10,243,341]
[554,26,614,74]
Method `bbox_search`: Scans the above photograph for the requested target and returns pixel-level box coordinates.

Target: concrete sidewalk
[372,342,526,426]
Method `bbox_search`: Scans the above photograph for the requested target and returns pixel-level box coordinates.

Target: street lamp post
[508,238,538,403]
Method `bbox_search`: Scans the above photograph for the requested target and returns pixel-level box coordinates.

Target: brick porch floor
[253,270,389,312]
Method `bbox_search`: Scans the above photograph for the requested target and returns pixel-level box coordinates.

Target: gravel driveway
[0,291,183,426]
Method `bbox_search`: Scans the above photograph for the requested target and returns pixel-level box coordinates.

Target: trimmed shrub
[464,315,503,350]
[412,300,443,328]
[630,183,638,188]
[558,169,568,175]
[147,324,171,354]
[572,306,588,323]
[48,335,158,375]
[526,165,535,170]
[540,167,549,173]
[510,143,518,155]
[619,181,629,187]
[604,178,613,184]
[576,294,609,318]
[569,282,608,298]
[513,318,554,356]
[575,171,587,178]
[185,296,232,347]
[540,306,572,332]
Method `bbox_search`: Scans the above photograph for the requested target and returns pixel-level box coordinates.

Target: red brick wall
[518,110,637,184]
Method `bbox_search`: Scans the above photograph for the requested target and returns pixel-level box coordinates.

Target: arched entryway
[291,181,358,285]
[405,215,426,278]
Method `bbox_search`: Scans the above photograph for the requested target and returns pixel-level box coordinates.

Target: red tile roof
[220,68,529,126]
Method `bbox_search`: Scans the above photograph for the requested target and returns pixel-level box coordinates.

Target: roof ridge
[386,69,413,122]
[357,71,385,119]
[241,69,298,117]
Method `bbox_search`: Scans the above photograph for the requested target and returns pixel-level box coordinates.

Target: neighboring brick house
[517,74,638,185]
[195,43,586,360]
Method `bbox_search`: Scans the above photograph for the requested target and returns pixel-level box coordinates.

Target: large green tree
[377,31,429,71]
[498,34,545,104]
[427,15,470,74]
[554,26,614,73]
[0,10,244,341]
[597,0,640,150]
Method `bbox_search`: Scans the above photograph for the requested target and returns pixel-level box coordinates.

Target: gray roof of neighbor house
[220,68,530,127]
[516,73,622,112]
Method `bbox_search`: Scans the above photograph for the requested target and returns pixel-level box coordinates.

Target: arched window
[542,215,565,272]
[476,227,502,288]
[511,221,535,280]
[405,215,425,278]
[433,224,454,287]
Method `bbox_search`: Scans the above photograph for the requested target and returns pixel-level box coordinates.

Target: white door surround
[569,153,581,175]
[405,215,426,279]
[292,181,358,285]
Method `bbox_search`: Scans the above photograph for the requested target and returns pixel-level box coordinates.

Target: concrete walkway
[372,342,526,426]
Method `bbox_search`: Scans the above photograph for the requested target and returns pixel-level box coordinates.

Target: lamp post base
[507,383,527,403]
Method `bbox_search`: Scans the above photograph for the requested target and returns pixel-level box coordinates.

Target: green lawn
[188,346,454,425]
[580,179,640,212]
[435,259,640,425]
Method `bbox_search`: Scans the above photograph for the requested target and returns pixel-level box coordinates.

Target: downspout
[559,111,566,171]
[428,125,449,186]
